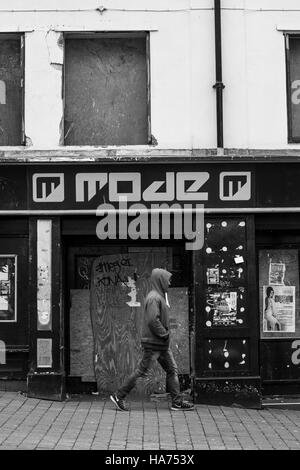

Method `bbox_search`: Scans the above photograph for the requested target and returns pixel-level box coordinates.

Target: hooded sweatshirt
[141,268,172,351]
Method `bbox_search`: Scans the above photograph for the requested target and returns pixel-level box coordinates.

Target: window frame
[0,32,25,146]
[285,33,300,143]
[62,31,151,147]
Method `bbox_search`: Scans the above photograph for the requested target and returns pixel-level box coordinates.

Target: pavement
[0,391,300,450]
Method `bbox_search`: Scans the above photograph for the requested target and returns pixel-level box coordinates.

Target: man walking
[110,268,194,411]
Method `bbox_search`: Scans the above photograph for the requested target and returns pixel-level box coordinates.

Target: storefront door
[257,231,300,395]
[65,242,191,396]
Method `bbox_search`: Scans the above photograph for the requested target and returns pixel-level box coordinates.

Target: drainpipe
[213,0,225,155]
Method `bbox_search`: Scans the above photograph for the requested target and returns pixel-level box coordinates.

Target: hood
[151,268,172,297]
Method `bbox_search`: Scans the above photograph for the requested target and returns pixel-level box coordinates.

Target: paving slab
[1,391,300,450]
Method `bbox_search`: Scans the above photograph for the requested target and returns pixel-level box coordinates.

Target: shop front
[0,160,300,407]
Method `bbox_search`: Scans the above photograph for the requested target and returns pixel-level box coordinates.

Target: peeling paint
[151,134,158,146]
[25,135,33,146]
[57,33,64,49]
[46,30,63,66]
[51,63,62,72]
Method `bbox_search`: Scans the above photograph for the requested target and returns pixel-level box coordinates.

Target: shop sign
[3,163,300,211]
[30,168,252,208]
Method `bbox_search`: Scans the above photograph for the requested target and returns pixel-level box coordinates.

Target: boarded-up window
[64,33,149,146]
[0,34,23,145]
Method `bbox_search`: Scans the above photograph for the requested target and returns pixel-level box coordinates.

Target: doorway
[64,238,192,396]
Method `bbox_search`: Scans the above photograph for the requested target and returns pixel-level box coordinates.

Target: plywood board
[168,287,189,374]
[70,289,95,382]
[69,248,190,395]
[90,249,177,395]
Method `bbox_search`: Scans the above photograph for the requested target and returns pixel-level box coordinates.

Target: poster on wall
[206,291,238,326]
[262,285,295,333]
[37,220,52,331]
[206,268,219,285]
[37,338,52,368]
[269,263,286,285]
[0,255,16,322]
[259,249,300,338]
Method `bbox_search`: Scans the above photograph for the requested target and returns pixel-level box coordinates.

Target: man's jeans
[117,348,182,405]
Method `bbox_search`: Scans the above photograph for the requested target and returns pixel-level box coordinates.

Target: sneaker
[171,401,194,411]
[110,393,129,412]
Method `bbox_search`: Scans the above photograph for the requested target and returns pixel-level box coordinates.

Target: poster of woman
[263,285,295,333]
